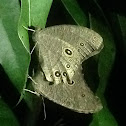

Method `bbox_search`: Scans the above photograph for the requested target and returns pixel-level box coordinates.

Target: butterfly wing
[33,32,62,83]
[33,30,82,84]
[32,68,103,113]
[33,25,103,84]
[38,25,103,60]
[32,25,103,113]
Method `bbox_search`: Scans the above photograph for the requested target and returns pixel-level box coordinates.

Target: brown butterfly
[32,25,103,113]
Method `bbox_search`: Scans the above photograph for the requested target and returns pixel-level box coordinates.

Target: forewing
[33,30,83,84]
[38,25,103,61]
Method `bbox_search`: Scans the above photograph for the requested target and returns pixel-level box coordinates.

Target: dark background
[0,0,125,126]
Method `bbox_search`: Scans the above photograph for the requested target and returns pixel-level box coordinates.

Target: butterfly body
[32,25,103,113]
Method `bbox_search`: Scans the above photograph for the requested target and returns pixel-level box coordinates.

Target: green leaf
[117,14,126,42]
[0,0,30,93]
[18,1,53,125]
[0,98,19,126]
[18,0,30,51]
[18,0,53,52]
[30,0,53,28]
[89,8,118,126]
[113,14,126,54]
[90,106,118,126]
[61,0,88,26]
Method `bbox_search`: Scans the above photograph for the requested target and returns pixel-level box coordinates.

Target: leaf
[61,0,88,26]
[0,0,30,94]
[110,13,126,55]
[18,0,53,51]
[89,5,118,126]
[90,107,118,126]
[18,0,31,51]
[0,98,19,126]
[18,1,53,125]
[30,0,53,28]
[19,0,53,107]
[117,14,126,43]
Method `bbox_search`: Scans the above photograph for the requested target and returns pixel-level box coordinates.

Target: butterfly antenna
[22,25,38,55]
[27,75,38,85]
[22,25,35,32]
[24,88,40,96]
[42,96,47,120]
[30,41,38,55]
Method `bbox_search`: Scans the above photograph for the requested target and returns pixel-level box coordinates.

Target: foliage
[0,0,125,125]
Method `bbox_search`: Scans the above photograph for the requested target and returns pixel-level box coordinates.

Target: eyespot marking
[55,71,61,77]
[66,64,70,68]
[80,43,84,46]
[63,72,67,76]
[68,80,74,85]
[65,49,72,55]
[81,94,85,97]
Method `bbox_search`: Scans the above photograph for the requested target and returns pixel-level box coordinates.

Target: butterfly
[32,25,103,113]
